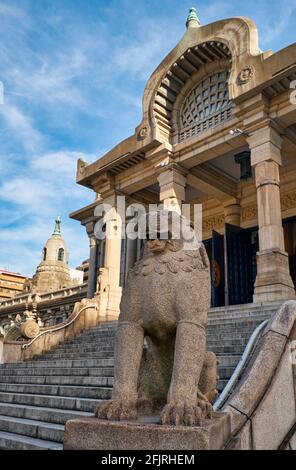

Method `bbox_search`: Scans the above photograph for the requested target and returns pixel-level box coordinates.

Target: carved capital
[247,126,283,166]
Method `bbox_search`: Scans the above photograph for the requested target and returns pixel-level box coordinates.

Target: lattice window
[179,70,232,142]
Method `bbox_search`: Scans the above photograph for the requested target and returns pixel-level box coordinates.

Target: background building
[0,270,28,300]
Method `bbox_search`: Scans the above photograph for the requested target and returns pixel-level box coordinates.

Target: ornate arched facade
[71,9,296,314]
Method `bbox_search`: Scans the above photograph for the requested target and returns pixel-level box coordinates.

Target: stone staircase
[0,302,282,449]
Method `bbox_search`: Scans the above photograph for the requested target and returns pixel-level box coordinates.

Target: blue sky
[0,0,296,277]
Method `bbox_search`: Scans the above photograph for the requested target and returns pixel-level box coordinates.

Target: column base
[253,250,295,303]
[105,285,122,320]
[64,413,231,450]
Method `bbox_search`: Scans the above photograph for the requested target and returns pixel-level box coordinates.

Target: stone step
[52,343,114,351]
[1,358,114,368]
[73,328,116,335]
[0,392,102,412]
[212,346,245,354]
[217,379,228,392]
[206,330,259,339]
[216,355,241,367]
[0,366,114,377]
[67,340,114,347]
[37,352,114,360]
[41,346,243,361]
[53,338,115,347]
[217,367,236,380]
[47,342,114,355]
[208,312,274,322]
[0,402,92,425]
[207,339,249,347]
[0,430,63,450]
[0,415,64,443]
[207,319,269,330]
[44,350,243,361]
[0,375,114,387]
[0,383,112,400]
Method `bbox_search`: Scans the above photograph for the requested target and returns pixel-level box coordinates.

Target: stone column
[124,237,138,281]
[247,126,295,303]
[157,165,187,214]
[223,201,241,226]
[102,195,123,319]
[86,229,98,299]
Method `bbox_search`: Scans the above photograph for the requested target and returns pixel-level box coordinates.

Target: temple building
[1,8,296,451]
[70,8,296,316]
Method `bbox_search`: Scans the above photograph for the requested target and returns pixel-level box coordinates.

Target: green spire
[186,7,201,28]
[53,217,61,236]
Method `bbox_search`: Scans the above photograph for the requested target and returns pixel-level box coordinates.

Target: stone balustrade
[0,284,88,334]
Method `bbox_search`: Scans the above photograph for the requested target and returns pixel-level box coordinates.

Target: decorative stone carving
[77,158,87,175]
[202,214,225,232]
[237,65,255,85]
[138,126,149,140]
[241,204,258,222]
[281,190,296,212]
[240,189,296,222]
[95,211,217,427]
[20,320,40,340]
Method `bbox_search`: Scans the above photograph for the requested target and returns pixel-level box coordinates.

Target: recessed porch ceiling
[208,148,249,181]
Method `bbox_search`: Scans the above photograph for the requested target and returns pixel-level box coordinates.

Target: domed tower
[31,218,72,293]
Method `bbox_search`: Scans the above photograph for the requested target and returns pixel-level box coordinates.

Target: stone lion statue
[95,211,217,426]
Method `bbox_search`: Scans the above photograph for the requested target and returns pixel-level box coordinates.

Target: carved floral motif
[281,191,296,211]
[138,126,149,140]
[237,65,255,85]
[241,205,257,222]
[202,214,225,232]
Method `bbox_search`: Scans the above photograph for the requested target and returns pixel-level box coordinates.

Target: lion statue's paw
[161,399,213,427]
[95,399,137,421]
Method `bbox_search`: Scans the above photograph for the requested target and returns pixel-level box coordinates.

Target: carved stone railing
[0,284,88,333]
[2,297,101,364]
[0,283,87,309]
[223,301,296,450]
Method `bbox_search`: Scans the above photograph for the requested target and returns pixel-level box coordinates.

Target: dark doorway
[211,230,225,307]
[225,224,254,306]
[206,225,258,307]
[283,218,296,289]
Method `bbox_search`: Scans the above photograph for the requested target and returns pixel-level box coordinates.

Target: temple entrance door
[283,218,296,289]
[225,224,253,306]
[211,230,225,307]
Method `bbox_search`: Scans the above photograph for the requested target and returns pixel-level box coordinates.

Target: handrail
[22,304,98,350]
[213,319,269,411]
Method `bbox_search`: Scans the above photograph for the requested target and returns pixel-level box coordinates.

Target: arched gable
[139,17,261,144]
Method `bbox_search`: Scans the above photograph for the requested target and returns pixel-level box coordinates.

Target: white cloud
[0,103,43,152]
[258,0,296,45]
